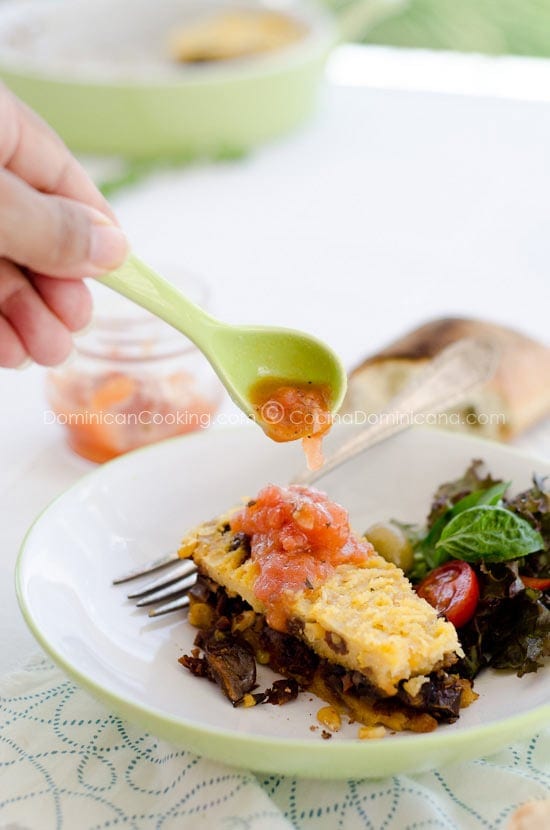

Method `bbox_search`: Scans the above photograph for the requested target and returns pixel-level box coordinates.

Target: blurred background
[364,0,550,56]
[0,0,549,469]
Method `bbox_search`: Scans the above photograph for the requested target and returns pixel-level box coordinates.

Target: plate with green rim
[16,425,550,779]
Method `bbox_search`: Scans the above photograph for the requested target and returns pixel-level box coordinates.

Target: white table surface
[1,44,549,675]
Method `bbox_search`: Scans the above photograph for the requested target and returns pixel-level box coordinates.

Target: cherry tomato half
[520,576,550,592]
[416,561,480,628]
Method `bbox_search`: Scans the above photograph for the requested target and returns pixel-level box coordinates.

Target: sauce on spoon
[249,378,332,470]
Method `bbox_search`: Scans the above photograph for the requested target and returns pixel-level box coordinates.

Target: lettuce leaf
[506,474,550,553]
[456,561,550,678]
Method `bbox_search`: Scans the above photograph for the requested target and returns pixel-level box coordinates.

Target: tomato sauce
[249,379,332,470]
[230,484,374,631]
[48,370,219,463]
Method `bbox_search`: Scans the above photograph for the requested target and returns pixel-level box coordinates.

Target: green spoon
[98,254,347,429]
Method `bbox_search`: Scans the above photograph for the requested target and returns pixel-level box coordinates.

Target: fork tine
[127,560,197,599]
[135,573,197,607]
[148,594,190,618]
[112,552,180,584]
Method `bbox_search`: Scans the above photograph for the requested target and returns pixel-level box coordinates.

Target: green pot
[0,0,401,157]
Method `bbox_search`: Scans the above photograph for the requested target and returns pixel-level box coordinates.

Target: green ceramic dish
[0,0,399,157]
[15,426,550,778]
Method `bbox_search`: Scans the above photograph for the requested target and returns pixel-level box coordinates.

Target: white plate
[16,426,550,778]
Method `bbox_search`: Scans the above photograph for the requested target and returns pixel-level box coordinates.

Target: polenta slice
[178,485,475,732]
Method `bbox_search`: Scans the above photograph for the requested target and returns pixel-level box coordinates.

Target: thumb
[0,167,128,278]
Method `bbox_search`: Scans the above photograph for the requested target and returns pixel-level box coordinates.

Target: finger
[30,273,93,332]
[0,86,116,221]
[0,313,27,368]
[0,258,74,365]
[0,167,128,278]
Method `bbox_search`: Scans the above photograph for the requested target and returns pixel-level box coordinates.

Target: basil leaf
[436,505,544,562]
[412,481,512,576]
[454,480,510,512]
[427,459,503,526]
[425,481,509,548]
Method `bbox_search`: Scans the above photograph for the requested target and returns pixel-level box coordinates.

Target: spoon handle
[294,337,500,486]
[97,254,218,351]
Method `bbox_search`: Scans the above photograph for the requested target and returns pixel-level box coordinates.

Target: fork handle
[293,337,499,486]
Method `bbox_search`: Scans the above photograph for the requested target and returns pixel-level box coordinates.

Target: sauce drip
[230,484,374,631]
[249,378,332,470]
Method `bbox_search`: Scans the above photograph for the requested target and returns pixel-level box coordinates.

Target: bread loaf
[344,318,550,440]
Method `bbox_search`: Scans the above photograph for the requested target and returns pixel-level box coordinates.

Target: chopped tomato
[91,374,137,410]
[520,576,550,592]
[48,370,220,463]
[230,484,374,631]
[416,561,480,629]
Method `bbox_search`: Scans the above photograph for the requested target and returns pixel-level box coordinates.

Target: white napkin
[1,655,550,830]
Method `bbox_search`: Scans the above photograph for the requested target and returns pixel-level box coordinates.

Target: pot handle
[333,0,407,43]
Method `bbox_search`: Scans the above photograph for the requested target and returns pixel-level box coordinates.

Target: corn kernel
[188,602,214,630]
[241,694,256,708]
[232,610,256,633]
[358,726,386,740]
[316,706,341,732]
[256,650,270,665]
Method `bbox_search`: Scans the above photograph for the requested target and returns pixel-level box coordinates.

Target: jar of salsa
[46,271,223,463]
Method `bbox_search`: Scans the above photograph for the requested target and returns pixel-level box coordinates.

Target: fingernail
[55,348,76,369]
[73,321,94,338]
[89,223,128,271]
[15,357,32,371]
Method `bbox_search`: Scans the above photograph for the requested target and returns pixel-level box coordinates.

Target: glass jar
[46,270,223,463]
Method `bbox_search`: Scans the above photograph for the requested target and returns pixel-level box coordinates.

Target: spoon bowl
[98,254,347,424]
[206,322,347,415]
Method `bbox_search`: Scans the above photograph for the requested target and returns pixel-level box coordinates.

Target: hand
[0,86,128,368]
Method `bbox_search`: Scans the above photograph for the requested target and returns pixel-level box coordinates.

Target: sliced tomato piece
[520,576,550,592]
[416,561,480,628]
[91,374,137,410]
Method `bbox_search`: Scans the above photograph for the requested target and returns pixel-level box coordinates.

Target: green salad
[365,461,550,680]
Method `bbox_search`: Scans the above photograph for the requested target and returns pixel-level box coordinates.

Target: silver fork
[116,557,199,617]
[113,336,498,617]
